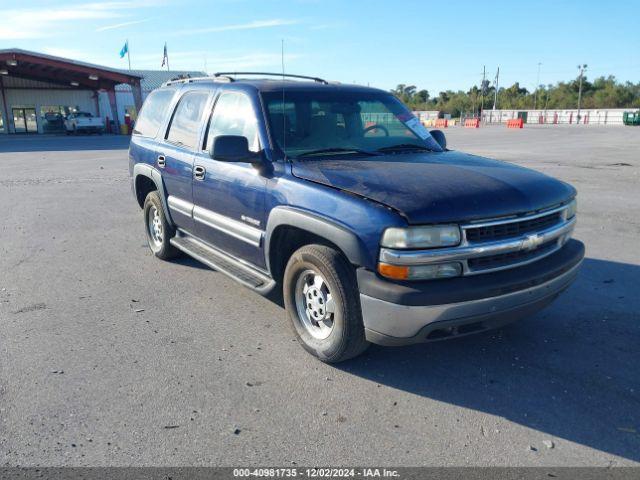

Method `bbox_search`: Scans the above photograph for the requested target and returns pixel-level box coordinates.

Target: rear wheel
[143,191,178,260]
[283,244,369,362]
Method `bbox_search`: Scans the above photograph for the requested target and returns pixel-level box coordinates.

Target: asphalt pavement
[0,127,638,466]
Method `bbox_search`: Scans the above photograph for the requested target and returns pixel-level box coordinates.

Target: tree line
[391,76,640,117]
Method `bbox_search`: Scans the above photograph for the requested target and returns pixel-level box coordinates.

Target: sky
[1,0,638,94]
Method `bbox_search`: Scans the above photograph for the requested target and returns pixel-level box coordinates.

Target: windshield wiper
[296,147,380,159]
[376,144,433,153]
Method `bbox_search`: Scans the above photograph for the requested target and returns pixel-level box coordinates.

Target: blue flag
[119,41,128,59]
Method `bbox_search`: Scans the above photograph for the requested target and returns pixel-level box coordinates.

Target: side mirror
[212,135,261,164]
[430,129,447,150]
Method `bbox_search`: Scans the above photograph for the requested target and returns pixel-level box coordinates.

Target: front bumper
[359,239,584,346]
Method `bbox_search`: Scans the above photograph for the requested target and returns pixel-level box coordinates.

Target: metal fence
[481,108,630,125]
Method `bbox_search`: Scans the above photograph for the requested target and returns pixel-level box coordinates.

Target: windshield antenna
[281,39,286,161]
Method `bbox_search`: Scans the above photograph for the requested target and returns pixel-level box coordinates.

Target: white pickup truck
[64,112,104,134]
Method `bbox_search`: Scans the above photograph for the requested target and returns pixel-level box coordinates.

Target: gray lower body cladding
[358,239,584,345]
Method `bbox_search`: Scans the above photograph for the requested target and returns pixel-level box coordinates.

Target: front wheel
[143,191,178,260]
[283,244,369,363]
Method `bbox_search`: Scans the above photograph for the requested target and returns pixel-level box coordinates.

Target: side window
[205,92,259,153]
[166,91,209,149]
[133,89,175,137]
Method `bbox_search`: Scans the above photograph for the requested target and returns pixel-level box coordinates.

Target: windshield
[262,89,442,159]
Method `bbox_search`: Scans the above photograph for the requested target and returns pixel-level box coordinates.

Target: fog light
[378,262,462,280]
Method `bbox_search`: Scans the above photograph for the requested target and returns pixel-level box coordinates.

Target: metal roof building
[112,69,205,125]
[0,49,202,135]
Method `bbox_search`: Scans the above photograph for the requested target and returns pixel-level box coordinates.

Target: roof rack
[214,72,329,85]
[162,75,227,86]
[162,72,329,87]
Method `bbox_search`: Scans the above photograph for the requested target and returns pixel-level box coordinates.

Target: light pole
[576,64,587,125]
[534,62,541,109]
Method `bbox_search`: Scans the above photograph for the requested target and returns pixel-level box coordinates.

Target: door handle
[193,165,206,181]
[157,155,166,168]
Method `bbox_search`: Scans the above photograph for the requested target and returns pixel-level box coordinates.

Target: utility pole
[493,66,500,110]
[480,65,486,118]
[576,64,587,125]
[534,62,541,109]
[544,88,549,111]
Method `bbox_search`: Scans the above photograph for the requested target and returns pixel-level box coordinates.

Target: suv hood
[291,151,575,224]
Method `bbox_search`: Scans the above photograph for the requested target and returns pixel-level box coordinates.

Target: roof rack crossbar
[161,72,329,87]
[213,72,329,85]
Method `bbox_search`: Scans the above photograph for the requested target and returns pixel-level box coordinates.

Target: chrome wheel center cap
[305,285,328,321]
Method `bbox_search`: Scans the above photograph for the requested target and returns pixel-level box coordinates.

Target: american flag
[161,43,168,68]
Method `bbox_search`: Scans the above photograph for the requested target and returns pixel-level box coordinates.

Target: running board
[170,232,276,295]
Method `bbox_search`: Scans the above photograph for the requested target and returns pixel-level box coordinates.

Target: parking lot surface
[1,127,638,466]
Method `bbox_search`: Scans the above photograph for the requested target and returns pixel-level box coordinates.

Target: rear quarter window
[165,91,209,150]
[133,89,176,138]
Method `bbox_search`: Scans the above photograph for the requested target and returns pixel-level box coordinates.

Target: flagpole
[493,67,499,110]
[127,39,131,71]
[166,45,170,72]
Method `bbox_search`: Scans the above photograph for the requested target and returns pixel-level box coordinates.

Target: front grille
[465,212,562,243]
[378,202,575,278]
[467,241,557,272]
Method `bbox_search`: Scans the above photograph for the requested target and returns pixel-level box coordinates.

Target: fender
[132,163,175,227]
[264,206,370,271]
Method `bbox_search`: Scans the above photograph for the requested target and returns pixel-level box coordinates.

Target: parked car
[43,112,64,128]
[129,73,584,362]
[64,112,104,134]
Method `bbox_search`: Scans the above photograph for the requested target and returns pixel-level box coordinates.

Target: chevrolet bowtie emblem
[521,234,543,251]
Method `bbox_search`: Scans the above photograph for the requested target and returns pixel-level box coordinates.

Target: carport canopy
[0,48,144,124]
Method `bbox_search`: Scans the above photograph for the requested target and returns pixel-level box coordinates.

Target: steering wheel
[363,124,389,137]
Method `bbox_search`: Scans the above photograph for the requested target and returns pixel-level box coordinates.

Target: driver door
[191,90,267,268]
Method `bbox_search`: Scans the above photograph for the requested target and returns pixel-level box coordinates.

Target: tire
[143,191,178,260]
[283,244,370,362]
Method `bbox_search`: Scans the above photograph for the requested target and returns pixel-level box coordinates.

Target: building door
[12,107,38,133]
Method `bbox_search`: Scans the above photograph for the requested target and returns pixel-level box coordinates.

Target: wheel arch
[264,207,369,283]
[132,163,175,227]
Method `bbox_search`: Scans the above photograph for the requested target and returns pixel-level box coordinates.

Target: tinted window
[205,92,259,152]
[166,91,209,149]
[133,89,175,137]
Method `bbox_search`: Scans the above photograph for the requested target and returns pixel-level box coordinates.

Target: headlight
[381,225,461,249]
[564,199,577,219]
[378,262,462,280]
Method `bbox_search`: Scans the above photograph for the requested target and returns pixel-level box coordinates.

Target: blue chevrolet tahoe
[129,72,584,362]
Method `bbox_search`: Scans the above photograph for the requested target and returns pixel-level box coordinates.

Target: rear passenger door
[191,90,267,268]
[130,87,177,195]
[159,88,210,232]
